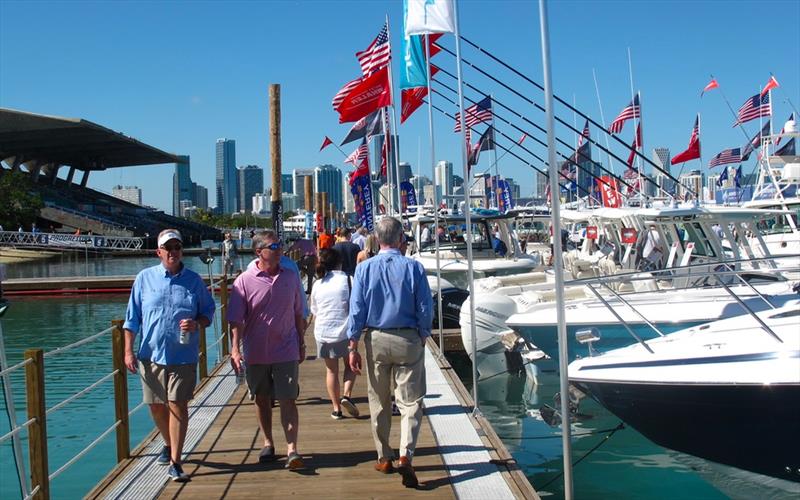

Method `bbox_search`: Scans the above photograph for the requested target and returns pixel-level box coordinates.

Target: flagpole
[715,83,753,143]
[539,1,574,497]
[491,94,500,209]
[424,33,446,356]
[452,0,481,417]
[386,15,403,218]
[626,48,643,201]
[381,108,393,215]
[592,68,615,176]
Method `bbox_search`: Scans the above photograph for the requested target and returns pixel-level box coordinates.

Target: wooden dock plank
[158,324,456,499]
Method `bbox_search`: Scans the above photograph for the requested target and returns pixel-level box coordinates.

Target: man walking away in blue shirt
[123,229,215,483]
[347,217,432,489]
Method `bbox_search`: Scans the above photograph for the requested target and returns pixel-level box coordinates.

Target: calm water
[447,352,729,499]
[0,294,225,499]
[0,255,738,498]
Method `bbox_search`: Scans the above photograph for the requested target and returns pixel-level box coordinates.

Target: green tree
[0,171,43,230]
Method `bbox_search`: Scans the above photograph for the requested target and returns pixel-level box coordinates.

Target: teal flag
[401,2,428,89]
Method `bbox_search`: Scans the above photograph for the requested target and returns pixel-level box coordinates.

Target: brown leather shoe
[396,456,418,488]
[374,457,394,474]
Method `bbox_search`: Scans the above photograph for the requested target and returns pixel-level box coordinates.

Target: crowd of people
[123,219,432,488]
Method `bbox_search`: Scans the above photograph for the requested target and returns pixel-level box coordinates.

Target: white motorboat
[568,302,800,483]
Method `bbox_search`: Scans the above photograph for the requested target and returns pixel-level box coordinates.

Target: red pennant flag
[335,66,392,123]
[380,137,389,178]
[319,136,333,151]
[761,75,779,97]
[700,77,719,97]
[671,116,701,165]
[626,123,642,168]
[400,66,440,124]
[518,133,528,145]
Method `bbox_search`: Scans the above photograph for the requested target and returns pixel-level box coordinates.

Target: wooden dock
[87,324,537,499]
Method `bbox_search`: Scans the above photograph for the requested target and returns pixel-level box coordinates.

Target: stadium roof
[0,108,183,171]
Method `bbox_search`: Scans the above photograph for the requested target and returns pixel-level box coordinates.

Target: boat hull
[571,380,800,482]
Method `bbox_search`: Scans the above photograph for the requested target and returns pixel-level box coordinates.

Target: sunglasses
[259,242,283,251]
[160,243,183,252]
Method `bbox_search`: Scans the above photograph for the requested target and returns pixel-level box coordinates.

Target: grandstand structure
[0,108,220,246]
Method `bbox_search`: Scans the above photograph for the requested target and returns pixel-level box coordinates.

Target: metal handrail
[0,417,36,444]
[0,356,32,377]
[584,284,655,354]
[46,370,118,416]
[43,326,114,358]
[597,282,667,337]
[22,485,40,500]
[128,401,146,418]
[712,275,784,343]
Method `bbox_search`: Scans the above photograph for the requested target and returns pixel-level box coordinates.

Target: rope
[495,424,625,441]
[128,401,146,417]
[49,419,122,481]
[22,485,40,500]
[43,326,114,358]
[0,417,35,444]
[46,370,117,416]
[0,357,32,377]
[538,422,625,490]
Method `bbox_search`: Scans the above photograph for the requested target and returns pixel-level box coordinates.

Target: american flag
[332,77,363,110]
[741,120,770,161]
[345,140,369,165]
[709,147,742,168]
[733,93,770,126]
[609,95,640,134]
[356,23,391,77]
[578,119,590,146]
[454,96,493,132]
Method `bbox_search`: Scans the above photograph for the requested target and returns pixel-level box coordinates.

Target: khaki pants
[364,328,426,460]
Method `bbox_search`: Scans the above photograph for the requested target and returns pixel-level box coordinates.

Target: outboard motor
[432,287,470,329]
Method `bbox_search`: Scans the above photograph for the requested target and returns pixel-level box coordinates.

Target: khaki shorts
[246,361,299,401]
[139,360,197,404]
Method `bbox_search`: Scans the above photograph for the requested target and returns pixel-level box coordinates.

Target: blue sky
[1,0,798,212]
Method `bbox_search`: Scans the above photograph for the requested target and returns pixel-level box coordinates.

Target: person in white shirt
[351,226,367,250]
[642,225,664,267]
[309,248,359,420]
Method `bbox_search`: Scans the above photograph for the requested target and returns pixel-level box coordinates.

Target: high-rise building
[679,170,704,200]
[112,185,142,205]
[237,165,264,213]
[343,175,354,213]
[172,156,193,216]
[435,161,454,198]
[398,162,413,183]
[252,193,270,215]
[292,169,314,208]
[536,171,548,198]
[216,138,237,213]
[193,183,208,210]
[651,147,672,197]
[281,173,293,194]
[314,164,344,212]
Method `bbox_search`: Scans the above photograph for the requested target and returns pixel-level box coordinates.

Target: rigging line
[455,35,686,192]
[431,86,626,197]
[427,99,582,195]
[432,62,644,193]
[538,422,626,490]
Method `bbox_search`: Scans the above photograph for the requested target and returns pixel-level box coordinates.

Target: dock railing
[0,276,232,500]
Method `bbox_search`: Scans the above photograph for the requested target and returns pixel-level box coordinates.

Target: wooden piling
[25,348,49,500]
[198,325,208,380]
[111,320,130,462]
[269,84,284,242]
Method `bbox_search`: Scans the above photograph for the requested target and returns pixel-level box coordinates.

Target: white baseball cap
[157,230,183,247]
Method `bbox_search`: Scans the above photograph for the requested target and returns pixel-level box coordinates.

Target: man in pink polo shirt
[228,229,307,470]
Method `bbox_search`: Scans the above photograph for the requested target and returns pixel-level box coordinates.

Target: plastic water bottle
[236,360,246,385]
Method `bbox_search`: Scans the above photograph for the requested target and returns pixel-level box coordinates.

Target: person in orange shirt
[318,229,335,250]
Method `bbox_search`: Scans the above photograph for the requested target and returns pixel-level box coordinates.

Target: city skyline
[1,1,797,212]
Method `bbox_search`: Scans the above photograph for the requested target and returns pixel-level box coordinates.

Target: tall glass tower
[216,138,237,213]
[173,155,193,216]
[314,164,344,212]
[238,165,264,213]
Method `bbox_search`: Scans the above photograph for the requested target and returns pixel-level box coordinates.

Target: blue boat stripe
[577,351,800,371]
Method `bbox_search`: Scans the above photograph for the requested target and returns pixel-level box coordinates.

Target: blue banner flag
[400,32,428,90]
[400,180,417,213]
[351,175,375,232]
[498,180,514,213]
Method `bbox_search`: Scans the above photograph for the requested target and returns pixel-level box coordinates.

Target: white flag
[404,0,455,36]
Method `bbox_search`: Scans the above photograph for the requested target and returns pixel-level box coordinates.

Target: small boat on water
[568,301,800,484]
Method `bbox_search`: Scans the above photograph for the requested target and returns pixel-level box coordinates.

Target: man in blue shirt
[123,229,215,483]
[348,217,432,489]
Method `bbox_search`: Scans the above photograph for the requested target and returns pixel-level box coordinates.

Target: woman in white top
[309,248,359,420]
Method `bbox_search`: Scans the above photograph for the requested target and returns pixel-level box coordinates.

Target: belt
[368,327,418,333]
